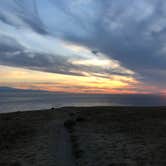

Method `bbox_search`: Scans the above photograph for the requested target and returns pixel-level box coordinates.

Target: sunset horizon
[1,64,164,95]
[1,0,166,96]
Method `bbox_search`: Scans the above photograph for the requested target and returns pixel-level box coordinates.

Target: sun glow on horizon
[0,65,142,94]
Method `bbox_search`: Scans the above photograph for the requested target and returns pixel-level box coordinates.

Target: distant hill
[0,86,66,94]
[0,87,47,93]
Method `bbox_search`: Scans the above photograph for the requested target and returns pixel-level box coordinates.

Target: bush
[10,161,22,166]
[64,119,76,130]
[76,116,86,122]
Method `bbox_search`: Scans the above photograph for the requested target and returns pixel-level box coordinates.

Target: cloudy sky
[0,0,166,94]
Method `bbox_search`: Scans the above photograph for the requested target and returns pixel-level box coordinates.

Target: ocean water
[0,91,165,113]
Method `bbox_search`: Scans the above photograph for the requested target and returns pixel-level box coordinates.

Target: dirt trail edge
[48,120,76,166]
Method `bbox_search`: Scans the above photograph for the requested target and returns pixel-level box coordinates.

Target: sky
[0,0,166,94]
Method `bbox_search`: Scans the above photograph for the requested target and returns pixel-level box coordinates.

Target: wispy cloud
[0,1,134,79]
[0,0,166,93]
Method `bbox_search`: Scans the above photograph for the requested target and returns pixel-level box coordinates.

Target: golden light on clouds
[71,59,114,68]
[0,65,140,94]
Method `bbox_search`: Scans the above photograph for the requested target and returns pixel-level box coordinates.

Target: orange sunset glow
[0,64,162,95]
[0,65,142,94]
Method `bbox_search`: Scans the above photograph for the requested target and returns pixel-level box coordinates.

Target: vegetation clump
[64,119,76,130]
[0,118,35,149]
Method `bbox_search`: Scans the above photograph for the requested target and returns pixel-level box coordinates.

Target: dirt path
[48,120,76,166]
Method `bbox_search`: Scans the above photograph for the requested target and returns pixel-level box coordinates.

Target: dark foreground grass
[1,106,166,166]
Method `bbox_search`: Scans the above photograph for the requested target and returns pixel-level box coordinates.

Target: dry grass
[1,107,166,166]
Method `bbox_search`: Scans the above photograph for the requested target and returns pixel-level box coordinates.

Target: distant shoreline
[1,105,166,115]
[1,89,166,113]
